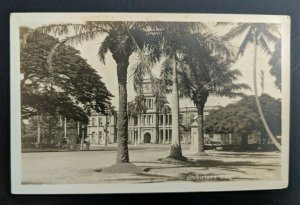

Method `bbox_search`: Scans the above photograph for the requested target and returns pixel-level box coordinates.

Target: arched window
[99,117,103,126]
[92,118,96,126]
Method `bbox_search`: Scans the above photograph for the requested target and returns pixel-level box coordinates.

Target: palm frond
[60,29,104,46]
[222,23,250,41]
[196,32,234,61]
[214,83,250,98]
[36,23,108,38]
[258,35,272,55]
[235,28,254,59]
[130,55,154,93]
[97,36,110,64]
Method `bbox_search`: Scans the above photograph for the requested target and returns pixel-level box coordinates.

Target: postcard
[10,13,290,194]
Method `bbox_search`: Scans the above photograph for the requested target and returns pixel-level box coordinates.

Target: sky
[17,13,282,110]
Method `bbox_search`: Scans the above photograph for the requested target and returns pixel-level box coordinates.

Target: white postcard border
[10,13,290,194]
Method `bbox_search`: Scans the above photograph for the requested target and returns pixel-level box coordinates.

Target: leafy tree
[204,94,281,146]
[21,27,113,124]
[37,22,163,165]
[160,30,245,155]
[180,112,195,136]
[223,23,281,151]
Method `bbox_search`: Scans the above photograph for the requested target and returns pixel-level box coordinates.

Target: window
[165,114,172,125]
[91,131,96,139]
[165,129,168,140]
[134,116,138,125]
[92,118,96,126]
[149,99,153,108]
[179,114,183,124]
[99,118,102,126]
[144,85,150,92]
[159,115,163,125]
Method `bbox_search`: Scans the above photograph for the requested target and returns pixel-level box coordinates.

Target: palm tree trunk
[116,61,130,163]
[195,106,207,155]
[156,107,159,144]
[37,114,41,145]
[64,117,67,139]
[253,38,281,151]
[169,57,183,158]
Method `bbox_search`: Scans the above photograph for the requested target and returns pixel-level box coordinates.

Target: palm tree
[37,22,162,166]
[151,78,169,143]
[223,23,281,151]
[133,22,232,159]
[161,52,249,155]
[133,95,147,144]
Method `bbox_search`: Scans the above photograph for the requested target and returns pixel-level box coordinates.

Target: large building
[86,79,273,150]
[127,79,219,144]
[86,79,219,145]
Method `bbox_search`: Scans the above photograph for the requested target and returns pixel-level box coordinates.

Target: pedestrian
[85,137,90,150]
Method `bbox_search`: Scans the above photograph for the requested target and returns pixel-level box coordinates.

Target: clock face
[145,85,150,92]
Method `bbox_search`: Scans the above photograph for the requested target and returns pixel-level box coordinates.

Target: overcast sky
[17,14,282,109]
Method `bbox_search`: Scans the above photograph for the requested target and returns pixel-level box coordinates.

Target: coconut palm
[223,23,281,151]
[128,95,147,144]
[133,22,232,159]
[161,51,249,155]
[151,78,169,143]
[37,22,163,166]
[133,95,147,144]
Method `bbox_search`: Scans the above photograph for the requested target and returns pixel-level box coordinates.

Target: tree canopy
[204,94,281,136]
[21,27,113,123]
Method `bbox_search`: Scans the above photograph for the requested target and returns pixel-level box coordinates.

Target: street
[22,144,281,184]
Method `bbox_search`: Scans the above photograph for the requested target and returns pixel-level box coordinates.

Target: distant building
[127,79,219,144]
[86,79,222,146]
[87,111,117,145]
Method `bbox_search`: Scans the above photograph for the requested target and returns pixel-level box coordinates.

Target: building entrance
[144,132,151,143]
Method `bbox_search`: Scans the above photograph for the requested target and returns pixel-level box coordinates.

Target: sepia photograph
[10,13,290,194]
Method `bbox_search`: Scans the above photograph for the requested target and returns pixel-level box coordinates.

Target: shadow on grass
[132,157,280,177]
[92,153,280,184]
[211,152,280,159]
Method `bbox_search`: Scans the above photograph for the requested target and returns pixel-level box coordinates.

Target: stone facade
[128,79,219,144]
[87,111,117,145]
